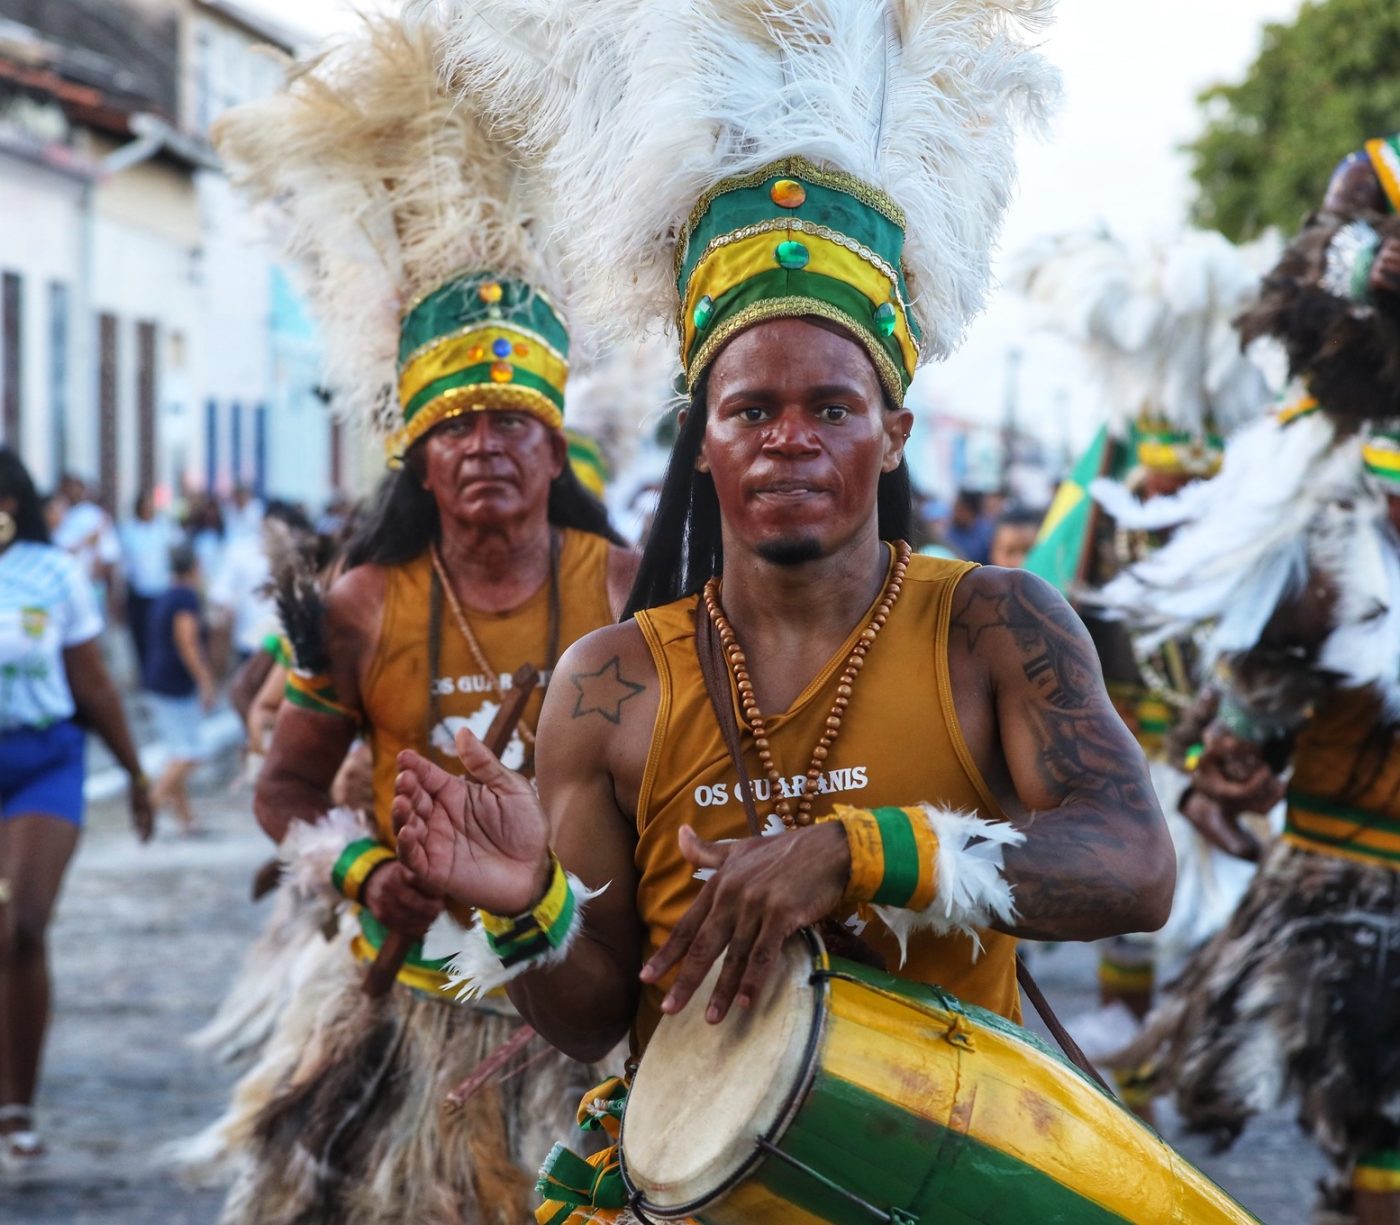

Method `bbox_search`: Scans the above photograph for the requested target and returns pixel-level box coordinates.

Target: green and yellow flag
[1025,425,1117,593]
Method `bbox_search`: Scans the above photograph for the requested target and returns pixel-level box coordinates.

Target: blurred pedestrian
[143,546,216,835]
[226,484,263,541]
[942,488,996,563]
[207,502,310,668]
[0,448,151,1168]
[187,495,226,583]
[989,506,1043,569]
[52,474,120,617]
[118,490,177,675]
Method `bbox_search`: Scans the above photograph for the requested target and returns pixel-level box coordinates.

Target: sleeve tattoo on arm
[957,576,1164,935]
[571,657,645,724]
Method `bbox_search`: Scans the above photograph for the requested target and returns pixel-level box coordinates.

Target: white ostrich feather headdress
[422,0,1059,403]
[211,16,570,460]
[1008,228,1280,466]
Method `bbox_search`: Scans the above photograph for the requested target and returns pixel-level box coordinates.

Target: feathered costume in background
[1105,205,1400,1221]
[1011,227,1278,522]
[419,1,1058,1220]
[171,18,598,1225]
[1010,229,1277,970]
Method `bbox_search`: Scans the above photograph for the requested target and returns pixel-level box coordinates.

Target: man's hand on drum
[393,726,553,917]
[640,822,850,1025]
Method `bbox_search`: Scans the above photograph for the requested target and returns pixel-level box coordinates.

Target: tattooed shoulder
[953,568,1100,703]
[571,656,646,724]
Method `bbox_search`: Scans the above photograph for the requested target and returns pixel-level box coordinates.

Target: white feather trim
[1008,228,1279,435]
[278,806,376,902]
[1316,502,1400,718]
[872,804,1024,963]
[1087,475,1218,534]
[564,337,680,475]
[211,17,563,439]
[1090,406,1349,658]
[422,0,1059,362]
[443,874,607,1000]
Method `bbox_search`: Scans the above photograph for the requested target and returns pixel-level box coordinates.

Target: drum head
[622,933,822,1212]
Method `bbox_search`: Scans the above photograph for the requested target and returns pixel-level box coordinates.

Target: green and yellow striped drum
[619,931,1256,1224]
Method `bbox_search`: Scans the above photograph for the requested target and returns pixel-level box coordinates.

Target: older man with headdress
[180,17,638,1225]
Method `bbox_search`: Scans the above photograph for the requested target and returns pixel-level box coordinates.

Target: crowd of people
[6,3,1400,1224]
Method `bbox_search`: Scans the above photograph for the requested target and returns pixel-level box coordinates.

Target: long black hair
[344,444,625,570]
[0,447,51,544]
[622,373,914,618]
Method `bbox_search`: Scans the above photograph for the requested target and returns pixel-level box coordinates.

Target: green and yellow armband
[331,837,395,904]
[285,669,359,722]
[443,854,600,1000]
[479,854,578,968]
[828,804,940,911]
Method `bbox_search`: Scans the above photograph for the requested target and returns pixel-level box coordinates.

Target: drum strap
[695,598,1113,1095]
[696,601,764,837]
[1015,958,1112,1092]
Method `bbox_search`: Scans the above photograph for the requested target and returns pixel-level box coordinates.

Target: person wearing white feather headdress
[169,16,641,1225]
[386,3,1221,1220]
[1009,227,1276,1106]
[1098,154,1400,1225]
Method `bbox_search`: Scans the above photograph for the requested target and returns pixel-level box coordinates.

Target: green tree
[1189,0,1400,241]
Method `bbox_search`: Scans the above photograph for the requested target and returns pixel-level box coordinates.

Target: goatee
[757,536,824,567]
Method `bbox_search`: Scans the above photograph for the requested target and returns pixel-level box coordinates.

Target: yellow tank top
[633,550,1020,1050]
[1284,687,1400,871]
[363,528,614,844]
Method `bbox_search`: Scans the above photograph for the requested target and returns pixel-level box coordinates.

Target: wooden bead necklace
[702,540,912,829]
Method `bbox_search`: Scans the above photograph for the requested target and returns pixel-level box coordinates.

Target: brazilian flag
[1025,425,1119,592]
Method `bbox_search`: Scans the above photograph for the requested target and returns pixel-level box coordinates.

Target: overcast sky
[242,0,1307,460]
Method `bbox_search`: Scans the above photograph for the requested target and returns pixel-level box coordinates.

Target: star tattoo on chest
[570,656,645,724]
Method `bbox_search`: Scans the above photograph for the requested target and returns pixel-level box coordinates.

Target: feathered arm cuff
[443,854,606,1000]
[1321,220,1381,307]
[278,806,380,907]
[825,803,1025,962]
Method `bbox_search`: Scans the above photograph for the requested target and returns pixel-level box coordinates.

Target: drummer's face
[699,318,911,566]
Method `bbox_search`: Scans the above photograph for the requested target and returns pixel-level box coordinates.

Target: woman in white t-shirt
[0,449,152,1168]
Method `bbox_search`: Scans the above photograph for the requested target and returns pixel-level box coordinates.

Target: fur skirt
[1124,839,1400,1169]
[186,874,338,1066]
[177,922,597,1225]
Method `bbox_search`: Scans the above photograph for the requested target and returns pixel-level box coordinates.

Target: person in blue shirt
[143,546,217,835]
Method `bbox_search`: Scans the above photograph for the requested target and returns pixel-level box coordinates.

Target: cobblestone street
[4,770,1324,1224]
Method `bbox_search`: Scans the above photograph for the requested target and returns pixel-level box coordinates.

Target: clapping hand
[393,726,552,917]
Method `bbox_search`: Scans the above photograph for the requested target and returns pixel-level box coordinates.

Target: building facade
[0,0,364,516]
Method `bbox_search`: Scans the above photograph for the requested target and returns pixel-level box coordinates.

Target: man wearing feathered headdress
[1097,146,1400,1225]
[388,2,1204,1220]
[178,17,640,1225]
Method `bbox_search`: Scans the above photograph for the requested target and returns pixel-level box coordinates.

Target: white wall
[0,153,83,490]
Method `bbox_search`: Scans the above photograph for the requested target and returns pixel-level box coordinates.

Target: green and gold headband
[1363,424,1400,492]
[1132,413,1224,478]
[676,156,921,405]
[565,429,609,498]
[389,271,569,461]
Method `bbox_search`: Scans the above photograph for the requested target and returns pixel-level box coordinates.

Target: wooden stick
[443,1022,538,1111]
[364,664,541,998]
